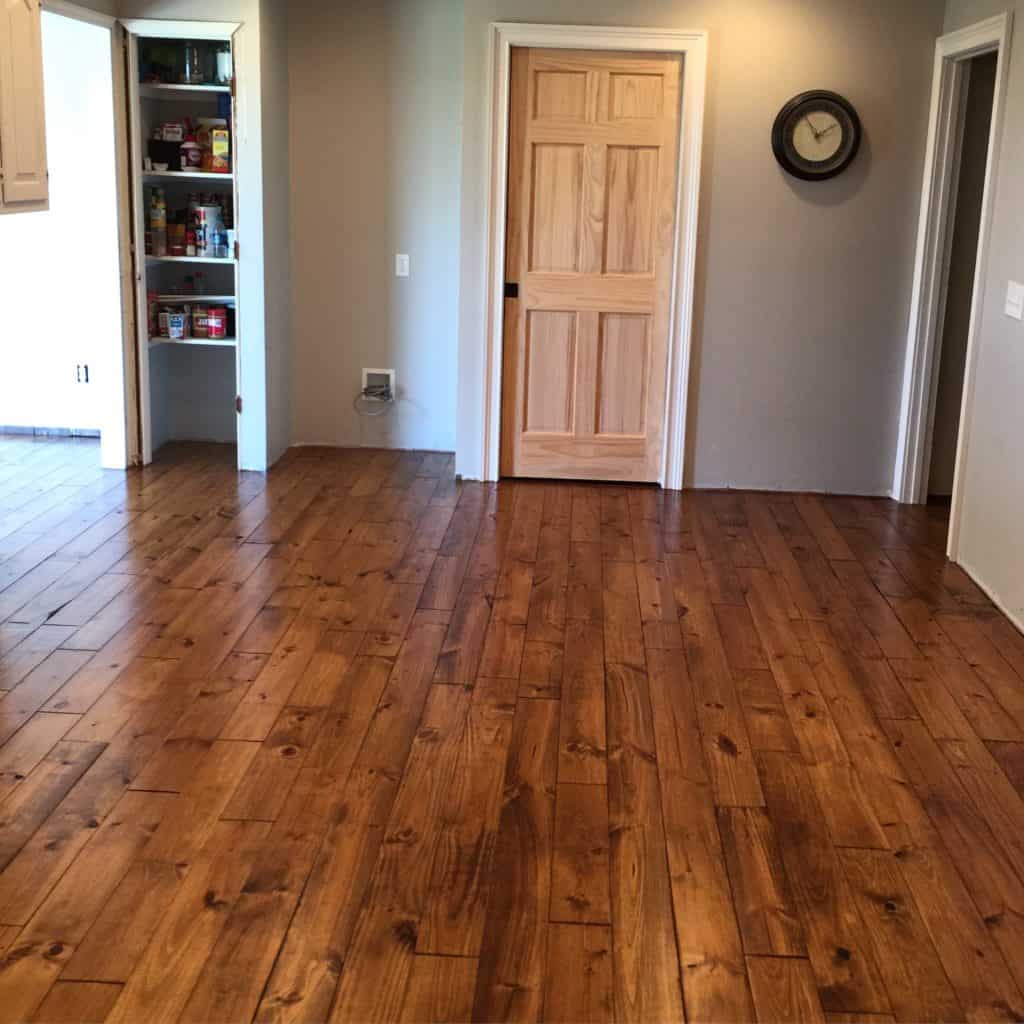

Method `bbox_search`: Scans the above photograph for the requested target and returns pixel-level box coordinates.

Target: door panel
[605,146,659,274]
[525,310,577,434]
[597,313,649,436]
[501,48,680,482]
[608,73,665,120]
[534,69,588,120]
[530,144,583,272]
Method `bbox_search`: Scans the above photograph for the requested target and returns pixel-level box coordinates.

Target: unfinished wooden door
[500,48,681,482]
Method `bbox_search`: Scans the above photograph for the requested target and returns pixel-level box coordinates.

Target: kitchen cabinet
[0,0,49,210]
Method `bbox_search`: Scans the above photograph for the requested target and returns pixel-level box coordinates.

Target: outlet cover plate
[362,367,395,398]
[1005,280,1024,321]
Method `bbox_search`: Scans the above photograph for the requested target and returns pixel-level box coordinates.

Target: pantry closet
[122,18,257,466]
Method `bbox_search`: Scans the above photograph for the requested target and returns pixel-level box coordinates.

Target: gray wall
[456,0,945,490]
[928,50,995,496]
[287,0,462,453]
[944,0,1024,624]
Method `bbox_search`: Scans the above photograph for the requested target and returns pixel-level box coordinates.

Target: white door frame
[479,22,708,488]
[41,0,138,468]
[892,13,1012,557]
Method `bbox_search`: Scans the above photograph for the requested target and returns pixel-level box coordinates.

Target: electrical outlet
[395,253,410,278]
[362,368,396,400]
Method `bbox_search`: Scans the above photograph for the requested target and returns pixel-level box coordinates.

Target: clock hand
[806,116,822,140]
[819,122,839,137]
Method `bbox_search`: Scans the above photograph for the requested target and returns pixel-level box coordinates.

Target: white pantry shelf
[149,336,237,349]
[143,169,233,182]
[139,82,230,99]
[146,255,236,266]
[156,294,236,304]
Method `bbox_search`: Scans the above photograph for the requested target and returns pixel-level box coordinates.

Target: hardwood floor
[1,435,1023,1022]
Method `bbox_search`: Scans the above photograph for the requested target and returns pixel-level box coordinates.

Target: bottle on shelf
[180,134,201,170]
[215,44,232,86]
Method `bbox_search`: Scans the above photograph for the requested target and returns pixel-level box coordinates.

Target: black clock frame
[771,90,862,181]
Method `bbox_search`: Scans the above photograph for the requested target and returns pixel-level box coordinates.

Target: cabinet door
[0,0,48,206]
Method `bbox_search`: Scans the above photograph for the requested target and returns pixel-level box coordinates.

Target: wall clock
[772,90,862,181]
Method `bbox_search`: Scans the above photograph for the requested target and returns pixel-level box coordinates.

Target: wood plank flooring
[1,435,1024,1022]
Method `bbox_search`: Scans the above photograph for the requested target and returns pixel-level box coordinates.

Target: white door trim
[120,18,241,40]
[479,22,708,488]
[892,12,1012,559]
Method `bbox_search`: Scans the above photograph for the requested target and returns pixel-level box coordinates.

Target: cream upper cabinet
[0,0,49,209]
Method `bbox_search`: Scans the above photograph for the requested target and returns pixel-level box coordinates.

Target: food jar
[207,307,227,340]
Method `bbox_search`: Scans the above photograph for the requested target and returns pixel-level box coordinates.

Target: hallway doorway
[927,51,996,499]
[893,13,1009,561]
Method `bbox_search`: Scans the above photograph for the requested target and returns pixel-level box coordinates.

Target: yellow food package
[211,129,231,173]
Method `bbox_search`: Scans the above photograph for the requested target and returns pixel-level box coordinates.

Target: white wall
[0,11,120,437]
[287,0,462,453]
[944,0,1024,625]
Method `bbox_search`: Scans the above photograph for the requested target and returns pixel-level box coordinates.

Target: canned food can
[167,311,188,340]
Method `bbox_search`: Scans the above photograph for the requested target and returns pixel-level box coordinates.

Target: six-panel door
[500,48,681,482]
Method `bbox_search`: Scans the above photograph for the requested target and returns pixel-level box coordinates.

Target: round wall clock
[771,90,862,181]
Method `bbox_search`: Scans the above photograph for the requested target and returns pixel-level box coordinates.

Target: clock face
[772,91,861,181]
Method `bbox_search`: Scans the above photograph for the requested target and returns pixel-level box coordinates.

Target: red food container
[207,306,227,339]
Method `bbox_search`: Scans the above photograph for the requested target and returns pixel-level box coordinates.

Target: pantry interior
[126,21,240,462]
[117,7,288,473]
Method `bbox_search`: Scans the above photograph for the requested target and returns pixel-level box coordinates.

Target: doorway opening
[499,46,683,484]
[478,23,707,487]
[927,51,996,502]
[0,6,126,467]
[893,14,1010,559]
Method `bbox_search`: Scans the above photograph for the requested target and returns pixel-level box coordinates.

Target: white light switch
[395,254,410,278]
[1006,280,1024,320]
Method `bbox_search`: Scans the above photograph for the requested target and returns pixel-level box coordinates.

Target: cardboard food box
[211,129,231,173]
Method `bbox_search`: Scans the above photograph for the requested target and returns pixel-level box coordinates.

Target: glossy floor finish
[1,437,1024,1023]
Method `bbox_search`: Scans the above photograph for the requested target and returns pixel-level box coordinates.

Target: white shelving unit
[156,294,235,303]
[149,336,238,349]
[145,255,238,266]
[142,169,235,182]
[124,20,242,463]
[139,82,230,99]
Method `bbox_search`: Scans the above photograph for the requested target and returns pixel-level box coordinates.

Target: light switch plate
[395,254,410,278]
[1006,280,1024,321]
